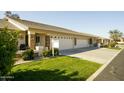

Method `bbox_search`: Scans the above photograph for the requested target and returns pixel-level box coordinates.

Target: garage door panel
[59,39,73,50]
[75,39,89,48]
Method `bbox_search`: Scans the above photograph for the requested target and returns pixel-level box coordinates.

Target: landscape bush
[42,48,59,57]
[108,42,117,48]
[0,28,18,77]
[22,49,34,60]
[42,50,51,57]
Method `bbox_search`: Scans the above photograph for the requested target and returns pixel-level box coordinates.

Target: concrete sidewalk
[89,49,124,81]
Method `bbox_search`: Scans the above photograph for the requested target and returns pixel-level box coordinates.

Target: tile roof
[0,19,21,30]
[13,18,99,37]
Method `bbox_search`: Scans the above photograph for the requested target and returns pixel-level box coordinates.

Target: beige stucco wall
[29,28,92,40]
[27,28,98,50]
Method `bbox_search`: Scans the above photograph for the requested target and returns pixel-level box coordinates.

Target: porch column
[40,34,45,49]
[102,39,104,43]
[28,31,35,49]
[50,36,52,50]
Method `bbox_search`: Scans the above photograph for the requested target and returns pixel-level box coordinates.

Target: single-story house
[117,37,124,43]
[97,37,111,46]
[0,16,109,52]
[117,37,124,48]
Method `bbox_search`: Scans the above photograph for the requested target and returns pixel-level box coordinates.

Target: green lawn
[11,56,101,81]
[107,47,121,50]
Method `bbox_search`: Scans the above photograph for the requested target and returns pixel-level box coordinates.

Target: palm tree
[109,29,123,42]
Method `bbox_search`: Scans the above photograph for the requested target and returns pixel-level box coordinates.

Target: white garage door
[59,39,73,50]
[75,39,89,48]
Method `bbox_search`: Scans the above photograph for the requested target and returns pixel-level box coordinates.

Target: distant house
[0,16,109,52]
[97,37,111,46]
[118,37,124,42]
[117,37,124,45]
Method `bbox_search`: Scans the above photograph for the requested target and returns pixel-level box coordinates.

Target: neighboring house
[0,16,108,52]
[97,37,111,46]
[118,37,124,43]
[117,37,124,48]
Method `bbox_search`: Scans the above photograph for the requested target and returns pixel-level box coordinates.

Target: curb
[86,48,123,81]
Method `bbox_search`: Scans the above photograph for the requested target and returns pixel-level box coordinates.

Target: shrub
[54,48,59,56]
[0,28,18,76]
[103,44,108,48]
[22,49,34,60]
[42,48,59,57]
[108,42,117,48]
[42,50,50,57]
[93,43,97,47]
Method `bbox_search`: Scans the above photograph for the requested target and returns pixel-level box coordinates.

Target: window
[74,38,77,46]
[36,35,40,43]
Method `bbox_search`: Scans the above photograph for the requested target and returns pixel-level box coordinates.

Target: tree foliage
[4,11,12,17]
[11,14,20,19]
[0,28,19,76]
[4,11,20,19]
[109,29,123,42]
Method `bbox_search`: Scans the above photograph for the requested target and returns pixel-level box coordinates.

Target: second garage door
[59,38,73,50]
[75,39,89,48]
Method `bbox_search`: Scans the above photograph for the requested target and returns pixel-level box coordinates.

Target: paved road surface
[94,49,124,81]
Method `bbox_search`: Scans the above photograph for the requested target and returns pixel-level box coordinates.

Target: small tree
[109,29,123,42]
[4,11,20,19]
[0,28,18,77]
[11,14,20,19]
[4,11,12,17]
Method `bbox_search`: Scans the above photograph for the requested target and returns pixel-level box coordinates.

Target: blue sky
[0,11,124,38]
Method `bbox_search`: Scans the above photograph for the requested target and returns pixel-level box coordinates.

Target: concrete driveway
[60,47,119,64]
